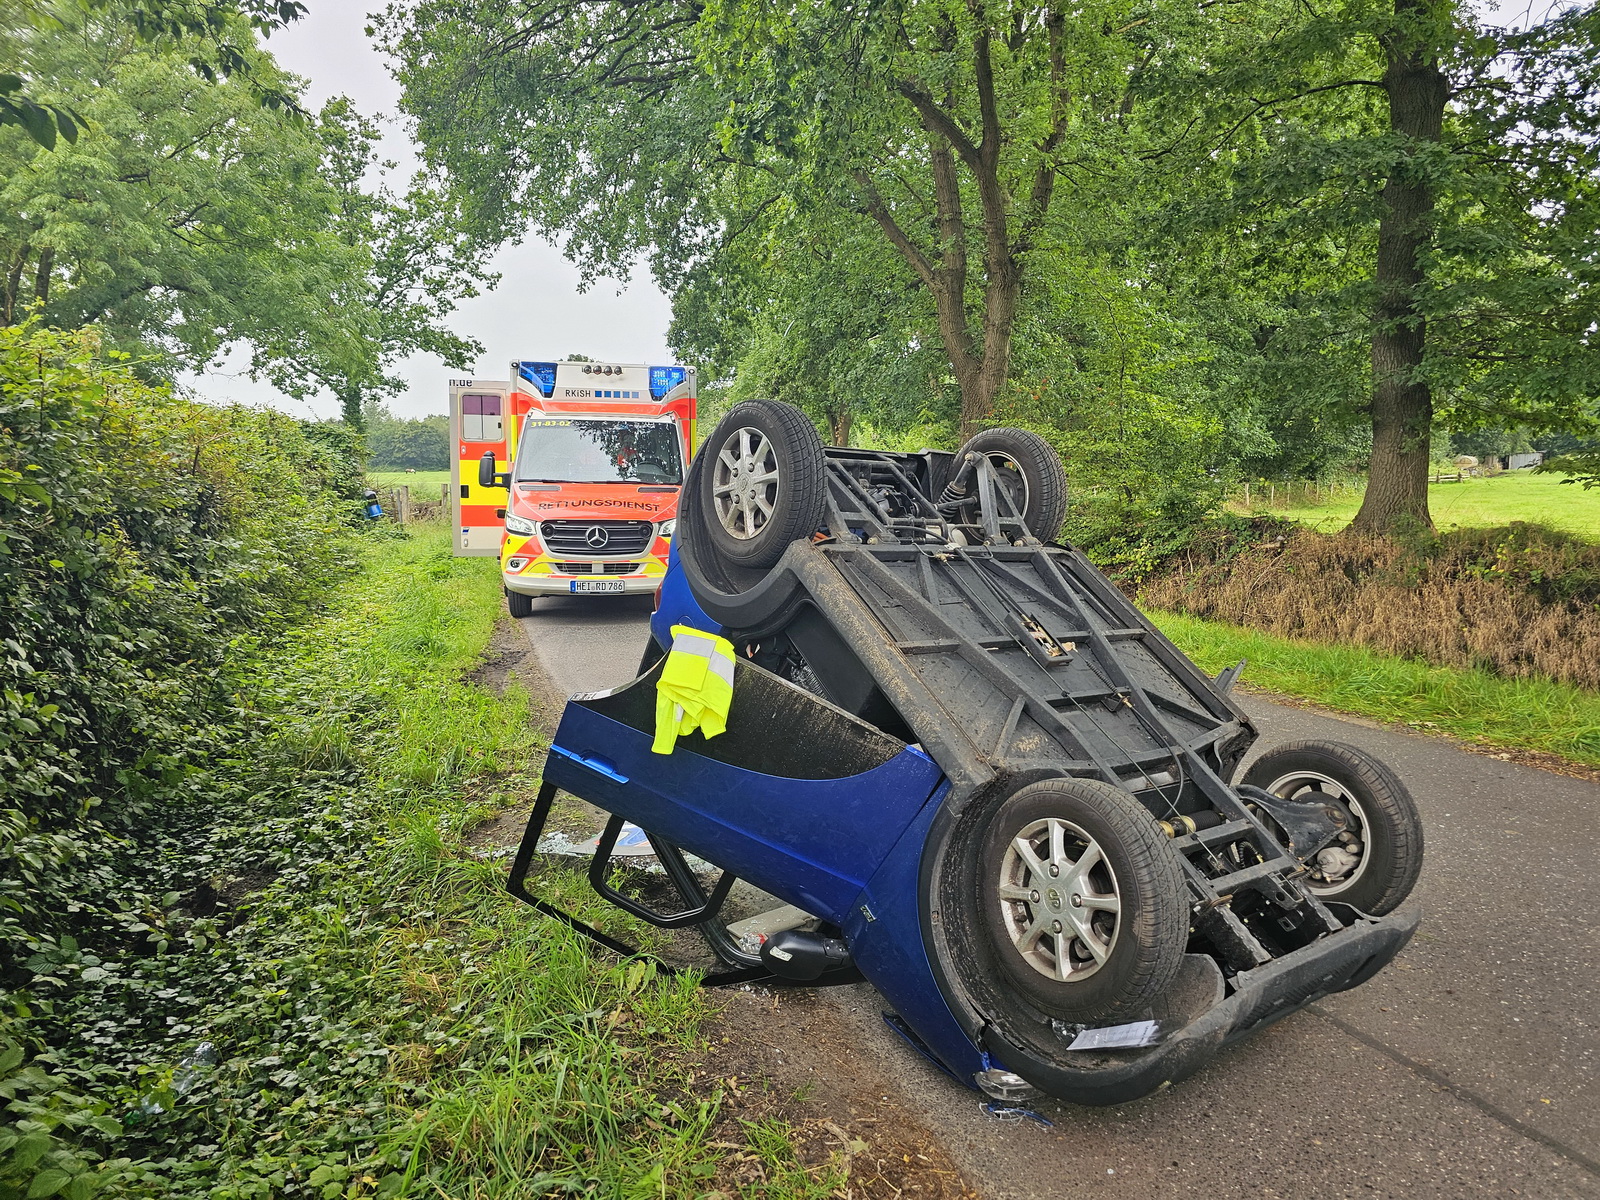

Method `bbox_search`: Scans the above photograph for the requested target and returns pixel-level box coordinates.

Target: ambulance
[450,360,697,617]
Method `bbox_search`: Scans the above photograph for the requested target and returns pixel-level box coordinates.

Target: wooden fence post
[396,485,411,525]
[441,482,450,509]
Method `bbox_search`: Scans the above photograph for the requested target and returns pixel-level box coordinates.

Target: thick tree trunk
[1351,0,1448,536]
[830,407,852,446]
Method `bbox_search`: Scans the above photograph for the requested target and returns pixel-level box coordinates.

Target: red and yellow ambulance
[450,361,697,616]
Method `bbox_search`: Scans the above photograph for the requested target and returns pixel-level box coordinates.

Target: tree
[1,11,347,360]
[3,0,307,149]
[2,10,497,427]
[670,199,952,445]
[380,0,1167,436]
[246,100,500,428]
[1157,1,1600,533]
[362,402,449,469]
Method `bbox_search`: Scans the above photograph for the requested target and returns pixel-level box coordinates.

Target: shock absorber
[938,452,978,508]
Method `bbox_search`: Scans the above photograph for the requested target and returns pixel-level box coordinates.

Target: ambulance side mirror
[478,452,508,489]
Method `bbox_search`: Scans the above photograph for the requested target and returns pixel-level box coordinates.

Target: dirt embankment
[1139,522,1600,690]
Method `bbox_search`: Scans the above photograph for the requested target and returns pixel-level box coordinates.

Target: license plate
[571,579,626,594]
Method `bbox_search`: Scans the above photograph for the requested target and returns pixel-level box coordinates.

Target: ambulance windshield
[514,418,682,485]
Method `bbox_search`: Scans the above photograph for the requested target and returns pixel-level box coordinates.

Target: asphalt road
[511,593,1600,1199]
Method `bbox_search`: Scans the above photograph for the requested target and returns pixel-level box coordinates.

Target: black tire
[694,400,828,571]
[1241,740,1423,915]
[506,588,535,619]
[975,777,1187,1023]
[949,427,1068,540]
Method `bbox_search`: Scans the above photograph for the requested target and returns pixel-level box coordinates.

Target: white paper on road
[1066,1020,1161,1050]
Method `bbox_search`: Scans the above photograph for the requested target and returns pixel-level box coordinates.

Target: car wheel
[1241,740,1423,915]
[697,400,828,570]
[506,588,535,619]
[945,427,1068,541]
[976,777,1187,1023]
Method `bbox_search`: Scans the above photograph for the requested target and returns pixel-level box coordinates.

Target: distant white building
[1508,452,1544,470]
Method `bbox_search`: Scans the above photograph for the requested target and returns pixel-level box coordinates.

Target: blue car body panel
[840,779,990,1081]
[650,540,716,647]
[545,693,945,926]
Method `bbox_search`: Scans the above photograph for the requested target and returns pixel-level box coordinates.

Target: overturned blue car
[508,399,1422,1105]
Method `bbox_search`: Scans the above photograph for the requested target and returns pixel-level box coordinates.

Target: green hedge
[1,322,365,991]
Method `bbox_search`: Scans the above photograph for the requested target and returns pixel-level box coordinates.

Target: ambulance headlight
[506,513,537,536]
[658,518,676,538]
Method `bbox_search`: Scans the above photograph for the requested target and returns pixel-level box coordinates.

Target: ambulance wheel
[974,777,1187,1023]
[697,400,828,571]
[506,588,535,619]
[944,428,1068,541]
[1240,741,1422,915]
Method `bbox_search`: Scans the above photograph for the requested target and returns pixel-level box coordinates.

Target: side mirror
[478,452,503,489]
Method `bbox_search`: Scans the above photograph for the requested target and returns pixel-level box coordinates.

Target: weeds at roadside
[2,525,847,1199]
[1153,609,1600,767]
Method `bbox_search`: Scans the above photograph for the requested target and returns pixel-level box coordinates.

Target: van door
[449,379,511,557]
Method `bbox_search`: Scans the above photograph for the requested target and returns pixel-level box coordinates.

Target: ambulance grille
[541,519,654,556]
[552,561,643,575]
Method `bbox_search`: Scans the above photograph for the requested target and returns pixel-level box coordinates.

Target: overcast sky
[183,0,1556,422]
[179,0,676,421]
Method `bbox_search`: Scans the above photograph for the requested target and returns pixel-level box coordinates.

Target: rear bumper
[984,901,1421,1106]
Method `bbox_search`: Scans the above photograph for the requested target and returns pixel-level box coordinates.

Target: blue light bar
[518,361,557,397]
[648,365,688,400]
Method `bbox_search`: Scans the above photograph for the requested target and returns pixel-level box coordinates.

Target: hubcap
[1262,769,1370,896]
[711,426,780,540]
[996,817,1121,983]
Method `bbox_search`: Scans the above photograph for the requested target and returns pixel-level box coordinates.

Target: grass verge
[1152,609,1600,768]
[1244,470,1600,542]
[368,470,450,490]
[4,523,833,1199]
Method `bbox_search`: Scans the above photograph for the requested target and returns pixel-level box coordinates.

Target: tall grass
[308,526,832,1199]
[1141,523,1600,691]
[1153,610,1600,766]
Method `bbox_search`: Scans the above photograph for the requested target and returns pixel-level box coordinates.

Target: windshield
[514,418,682,485]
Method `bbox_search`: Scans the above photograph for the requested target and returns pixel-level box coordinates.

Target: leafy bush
[0,324,368,1197]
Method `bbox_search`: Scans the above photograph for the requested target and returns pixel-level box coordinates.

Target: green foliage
[0,319,363,984]
[2,0,307,150]
[1,8,493,421]
[362,405,449,472]
[0,322,371,1198]
[0,518,814,1199]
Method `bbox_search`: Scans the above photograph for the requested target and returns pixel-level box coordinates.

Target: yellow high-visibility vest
[652,624,737,754]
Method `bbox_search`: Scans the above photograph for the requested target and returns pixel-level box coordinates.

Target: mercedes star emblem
[584,525,610,549]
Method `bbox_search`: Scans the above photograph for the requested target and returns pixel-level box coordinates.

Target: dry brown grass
[1139,522,1600,691]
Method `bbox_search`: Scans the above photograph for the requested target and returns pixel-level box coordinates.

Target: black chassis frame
[677,444,1413,1011]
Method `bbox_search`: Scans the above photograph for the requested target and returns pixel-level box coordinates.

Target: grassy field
[1153,609,1600,767]
[369,468,450,490]
[1243,469,1600,541]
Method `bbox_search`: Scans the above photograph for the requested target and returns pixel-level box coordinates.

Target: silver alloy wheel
[1260,769,1371,897]
[711,426,781,540]
[996,817,1121,982]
